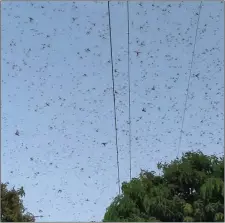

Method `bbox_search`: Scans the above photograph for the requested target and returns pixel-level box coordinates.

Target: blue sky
[1,1,224,221]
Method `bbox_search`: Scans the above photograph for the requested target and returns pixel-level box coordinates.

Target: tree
[103,150,224,222]
[1,183,35,222]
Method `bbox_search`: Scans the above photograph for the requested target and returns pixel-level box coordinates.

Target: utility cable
[177,1,203,158]
[126,1,132,181]
[107,1,121,195]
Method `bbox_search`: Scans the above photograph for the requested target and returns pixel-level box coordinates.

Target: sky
[1,1,224,221]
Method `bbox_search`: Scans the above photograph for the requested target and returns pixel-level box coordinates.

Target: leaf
[103,151,224,222]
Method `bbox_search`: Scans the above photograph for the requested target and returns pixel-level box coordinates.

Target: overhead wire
[107,1,121,195]
[176,1,203,159]
[126,1,132,181]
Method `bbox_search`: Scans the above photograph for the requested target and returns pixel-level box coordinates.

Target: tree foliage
[1,183,35,222]
[103,150,224,222]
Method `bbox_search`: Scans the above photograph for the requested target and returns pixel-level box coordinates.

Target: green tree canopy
[103,150,224,222]
[1,183,35,222]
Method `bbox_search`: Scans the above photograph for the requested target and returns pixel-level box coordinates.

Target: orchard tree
[103,150,224,222]
[1,183,35,222]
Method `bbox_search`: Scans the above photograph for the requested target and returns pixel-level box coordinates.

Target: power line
[126,1,132,181]
[107,1,121,195]
[177,1,203,158]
